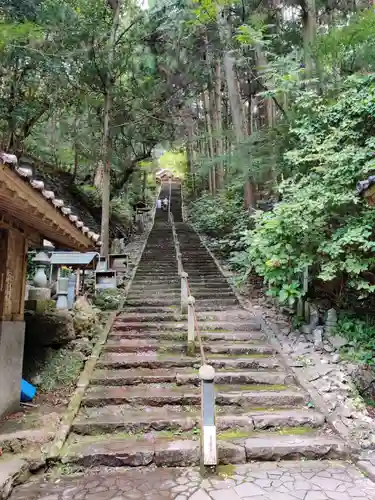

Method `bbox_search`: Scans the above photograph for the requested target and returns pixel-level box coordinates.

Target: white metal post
[199,364,217,466]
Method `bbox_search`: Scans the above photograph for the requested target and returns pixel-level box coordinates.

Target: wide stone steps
[81,384,307,408]
[127,291,235,300]
[96,352,283,370]
[124,299,240,309]
[71,405,325,435]
[64,189,346,470]
[111,320,259,331]
[90,368,290,386]
[108,330,266,342]
[60,433,348,468]
[103,340,274,355]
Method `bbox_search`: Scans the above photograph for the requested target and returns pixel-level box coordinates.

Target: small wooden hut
[0,153,100,417]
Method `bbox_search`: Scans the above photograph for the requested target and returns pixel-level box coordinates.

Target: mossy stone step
[103,340,274,355]
[81,384,306,408]
[90,368,289,386]
[71,406,325,435]
[60,433,348,468]
[108,330,265,342]
[111,320,260,332]
[97,352,282,370]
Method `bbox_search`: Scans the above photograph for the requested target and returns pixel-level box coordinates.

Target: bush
[93,289,123,310]
[239,74,375,307]
[188,192,245,238]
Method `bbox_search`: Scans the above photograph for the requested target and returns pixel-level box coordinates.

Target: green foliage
[338,314,375,368]
[188,192,246,238]
[93,289,122,310]
[158,150,187,178]
[233,74,375,306]
[26,253,36,280]
[110,195,133,224]
[37,348,84,392]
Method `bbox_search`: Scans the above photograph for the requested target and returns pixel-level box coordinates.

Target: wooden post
[0,228,28,320]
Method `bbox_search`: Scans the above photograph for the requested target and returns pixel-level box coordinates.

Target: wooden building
[0,154,100,417]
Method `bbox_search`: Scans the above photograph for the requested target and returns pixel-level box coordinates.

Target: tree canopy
[2,0,375,307]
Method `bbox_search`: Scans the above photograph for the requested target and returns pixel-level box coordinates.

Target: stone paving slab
[9,461,375,500]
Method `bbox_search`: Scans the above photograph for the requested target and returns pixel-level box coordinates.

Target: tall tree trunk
[186,117,196,197]
[100,0,121,258]
[255,46,274,128]
[204,34,216,194]
[214,59,224,190]
[202,90,215,194]
[142,169,147,203]
[302,0,316,80]
[217,7,255,208]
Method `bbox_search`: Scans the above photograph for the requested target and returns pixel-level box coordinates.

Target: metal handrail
[168,210,217,467]
[168,211,206,362]
[186,278,206,364]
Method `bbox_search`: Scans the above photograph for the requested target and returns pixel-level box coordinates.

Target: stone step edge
[89,369,291,386]
[81,389,307,408]
[71,409,326,434]
[60,435,350,467]
[111,321,261,331]
[108,331,266,340]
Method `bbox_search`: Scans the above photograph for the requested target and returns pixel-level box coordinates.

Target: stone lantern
[28,248,51,302]
[357,176,375,206]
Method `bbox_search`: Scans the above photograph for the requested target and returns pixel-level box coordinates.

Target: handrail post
[180,271,189,314]
[199,364,217,468]
[177,251,182,275]
[187,295,195,355]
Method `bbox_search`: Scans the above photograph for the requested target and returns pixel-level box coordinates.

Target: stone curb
[44,200,158,464]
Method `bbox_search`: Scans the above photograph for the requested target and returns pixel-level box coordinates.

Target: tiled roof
[0,152,101,246]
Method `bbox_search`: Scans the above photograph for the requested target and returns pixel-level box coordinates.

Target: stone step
[103,340,274,355]
[120,305,180,313]
[243,434,348,461]
[115,312,184,322]
[129,286,181,292]
[195,301,240,311]
[123,299,240,309]
[82,384,306,407]
[61,433,346,468]
[108,330,266,342]
[90,368,289,386]
[111,320,259,332]
[132,278,230,284]
[72,405,325,435]
[195,309,255,321]
[97,353,282,370]
[176,370,291,386]
[136,269,221,275]
[131,276,178,281]
[127,291,235,299]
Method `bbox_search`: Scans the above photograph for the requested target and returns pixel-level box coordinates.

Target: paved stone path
[10,461,375,499]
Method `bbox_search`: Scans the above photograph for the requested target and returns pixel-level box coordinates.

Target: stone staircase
[60,183,348,468]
